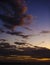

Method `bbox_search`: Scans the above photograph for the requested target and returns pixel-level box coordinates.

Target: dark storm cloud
[0,0,33,31]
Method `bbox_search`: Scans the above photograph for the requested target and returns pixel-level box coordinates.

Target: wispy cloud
[40,30,50,34]
[0,39,6,41]
[6,31,32,38]
[6,31,23,35]
[14,42,26,45]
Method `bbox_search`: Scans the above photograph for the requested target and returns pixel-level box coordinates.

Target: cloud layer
[0,41,50,58]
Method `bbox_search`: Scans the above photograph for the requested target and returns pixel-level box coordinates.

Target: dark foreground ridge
[0,61,50,65]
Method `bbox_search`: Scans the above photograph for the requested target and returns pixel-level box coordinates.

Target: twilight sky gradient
[0,0,50,49]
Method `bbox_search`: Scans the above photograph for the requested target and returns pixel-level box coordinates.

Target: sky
[26,0,50,49]
[0,0,50,49]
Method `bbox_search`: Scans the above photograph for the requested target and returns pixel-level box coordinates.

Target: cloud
[18,34,33,38]
[0,42,17,56]
[0,39,6,41]
[6,31,32,38]
[0,40,50,58]
[0,42,10,48]
[14,42,26,45]
[0,0,33,31]
[19,46,50,58]
[23,26,32,31]
[0,40,16,49]
[6,31,23,35]
[40,30,50,34]
[0,28,4,33]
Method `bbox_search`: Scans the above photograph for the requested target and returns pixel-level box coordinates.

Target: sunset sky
[0,0,50,49]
